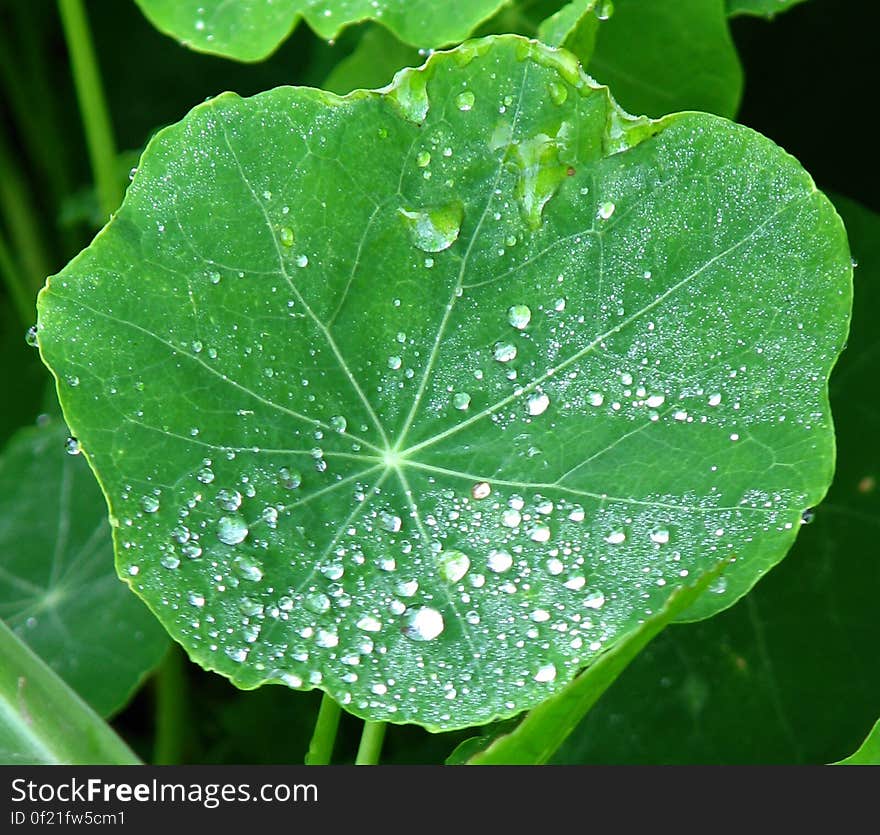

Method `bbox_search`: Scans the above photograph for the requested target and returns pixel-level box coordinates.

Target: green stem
[58,0,122,220]
[0,230,33,327]
[153,645,188,765]
[0,129,50,306]
[355,721,386,766]
[305,693,342,765]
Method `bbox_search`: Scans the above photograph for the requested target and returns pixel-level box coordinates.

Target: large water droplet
[487,549,513,573]
[25,326,38,348]
[305,592,331,614]
[218,515,249,545]
[398,202,463,253]
[216,488,242,512]
[527,392,550,416]
[456,90,475,111]
[437,549,471,583]
[64,437,81,456]
[508,305,531,329]
[453,392,471,410]
[493,342,517,363]
[403,606,445,641]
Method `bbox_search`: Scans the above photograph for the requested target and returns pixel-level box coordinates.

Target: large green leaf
[727,0,808,18]
[0,619,139,764]
[0,414,170,716]
[37,36,851,731]
[133,0,508,62]
[835,720,880,766]
[553,196,877,764]
[544,0,742,118]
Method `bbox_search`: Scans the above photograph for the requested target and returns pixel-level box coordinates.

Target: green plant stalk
[0,130,51,311]
[153,644,188,765]
[0,230,33,327]
[355,721,386,765]
[0,10,72,211]
[305,693,342,765]
[58,0,122,219]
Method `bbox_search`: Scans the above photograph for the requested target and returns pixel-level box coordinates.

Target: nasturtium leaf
[553,196,880,765]
[835,720,880,765]
[0,415,170,717]
[0,619,139,764]
[323,25,421,96]
[726,0,808,18]
[134,0,509,62]
[558,0,743,118]
[37,36,851,731]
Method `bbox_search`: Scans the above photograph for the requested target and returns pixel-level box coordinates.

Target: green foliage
[134,0,509,61]
[835,720,880,765]
[0,619,139,764]
[727,0,809,18]
[37,34,849,732]
[0,0,871,766]
[0,414,170,716]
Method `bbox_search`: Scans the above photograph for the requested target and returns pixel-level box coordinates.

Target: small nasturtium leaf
[37,36,851,731]
[0,619,139,764]
[726,0,808,18]
[133,0,509,62]
[835,720,880,765]
[0,415,170,717]
[543,0,743,118]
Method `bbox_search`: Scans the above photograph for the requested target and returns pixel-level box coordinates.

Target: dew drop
[218,515,249,546]
[453,392,471,410]
[305,592,331,614]
[649,528,670,544]
[598,201,616,220]
[456,90,475,111]
[403,607,445,641]
[388,355,402,370]
[527,392,550,416]
[646,394,665,408]
[587,392,604,407]
[357,615,382,632]
[508,304,532,330]
[24,326,38,348]
[487,549,514,573]
[471,481,491,500]
[437,549,471,583]
[140,494,160,514]
[493,342,517,363]
[416,150,431,167]
[534,663,557,683]
[216,488,242,512]
[604,530,626,544]
[64,436,81,456]
[381,512,402,533]
[278,227,294,247]
[197,466,215,484]
[329,415,347,433]
[398,202,463,253]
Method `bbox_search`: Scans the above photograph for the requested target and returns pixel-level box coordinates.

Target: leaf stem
[153,644,188,765]
[57,0,122,220]
[305,693,342,765]
[355,721,386,765]
[0,230,34,328]
[0,130,50,312]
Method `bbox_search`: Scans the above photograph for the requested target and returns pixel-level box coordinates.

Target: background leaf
[727,0,809,19]
[0,413,170,717]
[134,0,510,62]
[37,35,850,732]
[0,618,139,764]
[835,719,880,765]
[573,0,742,117]
[552,196,878,764]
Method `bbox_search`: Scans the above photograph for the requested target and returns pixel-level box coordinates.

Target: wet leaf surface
[37,36,851,730]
